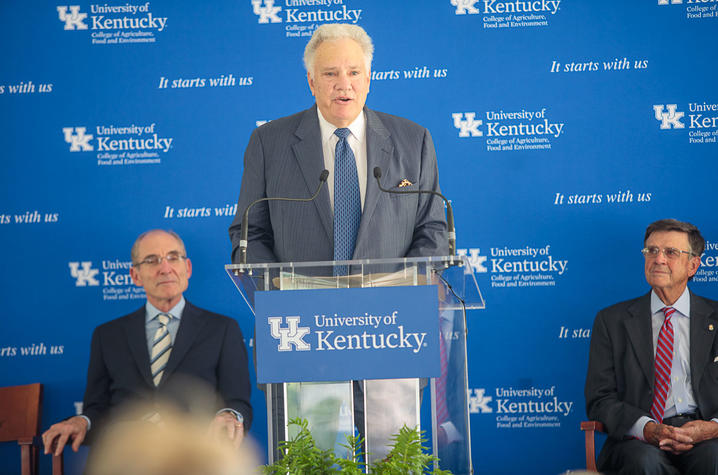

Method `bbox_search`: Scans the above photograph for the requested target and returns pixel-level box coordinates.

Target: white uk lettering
[96,134,172,152]
[689,114,718,129]
[102,271,133,286]
[484,0,561,15]
[91,14,168,31]
[491,257,568,275]
[486,119,564,138]
[285,6,362,23]
[496,397,573,416]
[315,326,427,354]
[314,313,383,329]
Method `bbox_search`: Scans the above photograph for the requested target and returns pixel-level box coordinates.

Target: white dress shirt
[316,108,368,211]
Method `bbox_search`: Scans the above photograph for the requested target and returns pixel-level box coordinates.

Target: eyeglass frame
[133,251,188,267]
[641,246,696,260]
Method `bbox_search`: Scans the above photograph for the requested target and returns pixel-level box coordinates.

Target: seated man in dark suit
[586,219,718,474]
[42,229,252,458]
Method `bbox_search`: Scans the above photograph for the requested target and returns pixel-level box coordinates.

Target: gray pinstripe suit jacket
[229,105,448,263]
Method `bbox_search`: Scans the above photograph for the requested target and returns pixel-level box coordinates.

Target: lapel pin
[710,324,715,331]
[398,179,413,187]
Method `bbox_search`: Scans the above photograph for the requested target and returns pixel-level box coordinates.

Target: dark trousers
[598,432,718,475]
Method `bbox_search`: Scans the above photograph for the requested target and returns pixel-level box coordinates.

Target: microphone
[238,169,329,265]
[373,167,456,256]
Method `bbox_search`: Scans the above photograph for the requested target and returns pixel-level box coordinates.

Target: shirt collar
[145,296,185,323]
[650,286,690,318]
[316,107,366,146]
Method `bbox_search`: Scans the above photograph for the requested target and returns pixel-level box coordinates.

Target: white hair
[303,23,374,76]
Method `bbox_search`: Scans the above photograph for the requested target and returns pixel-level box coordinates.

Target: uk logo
[451,0,480,14]
[468,388,493,413]
[452,112,483,137]
[62,127,94,151]
[69,262,100,286]
[57,6,88,30]
[657,0,682,4]
[252,0,282,23]
[457,248,488,273]
[268,316,311,351]
[653,104,685,130]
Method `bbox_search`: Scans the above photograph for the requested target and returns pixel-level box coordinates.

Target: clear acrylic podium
[226,256,483,474]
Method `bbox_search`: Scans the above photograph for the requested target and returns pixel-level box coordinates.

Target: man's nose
[336,72,352,89]
[654,250,669,264]
[157,257,174,272]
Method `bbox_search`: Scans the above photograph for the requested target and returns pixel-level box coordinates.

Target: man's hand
[208,412,244,449]
[676,420,718,445]
[644,421,694,454]
[42,416,88,456]
[643,420,718,454]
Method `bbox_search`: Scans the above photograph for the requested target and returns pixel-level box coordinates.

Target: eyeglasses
[134,251,187,267]
[641,246,694,260]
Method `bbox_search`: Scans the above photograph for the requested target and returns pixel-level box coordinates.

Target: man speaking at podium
[229,23,447,264]
[228,22,453,464]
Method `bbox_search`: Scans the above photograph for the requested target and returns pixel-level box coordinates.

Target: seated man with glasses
[42,229,252,463]
[585,219,718,474]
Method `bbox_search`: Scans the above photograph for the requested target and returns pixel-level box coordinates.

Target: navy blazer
[585,291,718,439]
[229,105,448,263]
[82,301,252,439]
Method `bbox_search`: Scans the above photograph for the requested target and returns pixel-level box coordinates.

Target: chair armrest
[46,439,65,475]
[52,452,64,475]
[580,421,605,471]
[581,421,605,433]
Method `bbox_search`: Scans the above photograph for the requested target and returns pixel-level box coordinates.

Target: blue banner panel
[255,286,439,383]
[2,0,718,472]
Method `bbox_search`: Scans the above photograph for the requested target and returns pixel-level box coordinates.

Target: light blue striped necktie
[333,128,361,275]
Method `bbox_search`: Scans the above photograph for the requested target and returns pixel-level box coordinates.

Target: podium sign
[255,285,439,384]
[227,256,482,473]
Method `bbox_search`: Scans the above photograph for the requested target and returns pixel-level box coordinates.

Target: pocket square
[714,356,718,363]
[398,179,413,187]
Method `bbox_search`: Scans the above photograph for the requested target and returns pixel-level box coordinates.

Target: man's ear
[688,255,700,278]
[307,71,316,97]
[130,266,142,287]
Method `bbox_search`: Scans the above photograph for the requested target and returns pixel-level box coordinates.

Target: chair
[0,383,43,475]
[581,420,605,471]
[52,450,64,475]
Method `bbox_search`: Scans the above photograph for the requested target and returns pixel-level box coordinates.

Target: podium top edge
[225,255,466,271]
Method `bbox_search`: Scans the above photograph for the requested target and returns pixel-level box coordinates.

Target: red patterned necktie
[650,307,675,422]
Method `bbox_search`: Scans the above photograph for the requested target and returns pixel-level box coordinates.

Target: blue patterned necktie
[333,128,361,275]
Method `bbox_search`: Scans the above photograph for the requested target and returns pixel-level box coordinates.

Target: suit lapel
[162,301,206,382]
[356,108,393,255]
[292,105,333,244]
[690,292,718,394]
[624,293,654,387]
[123,307,154,388]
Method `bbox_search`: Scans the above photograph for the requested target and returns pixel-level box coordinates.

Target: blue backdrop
[2,1,717,473]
